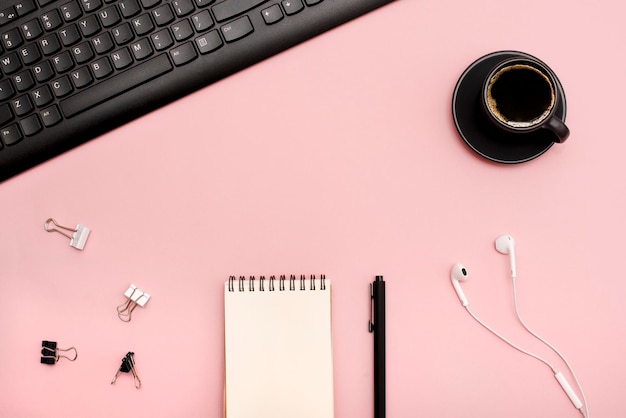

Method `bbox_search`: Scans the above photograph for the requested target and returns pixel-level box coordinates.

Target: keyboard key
[32,60,54,81]
[61,53,173,117]
[172,0,195,17]
[0,103,13,126]
[51,75,73,97]
[18,43,41,65]
[31,85,54,106]
[0,52,22,74]
[131,14,154,36]
[78,15,101,37]
[1,123,23,146]
[99,5,121,28]
[119,0,141,18]
[191,10,214,32]
[41,10,63,31]
[14,70,35,92]
[59,23,81,46]
[304,0,323,4]
[90,56,113,79]
[282,0,303,15]
[212,0,268,23]
[20,113,42,136]
[111,47,133,69]
[112,22,134,44]
[12,94,33,116]
[150,29,173,50]
[39,33,61,55]
[152,5,174,26]
[70,66,93,88]
[40,104,62,126]
[72,41,94,63]
[2,27,24,50]
[130,38,153,60]
[15,1,38,18]
[61,1,83,22]
[220,16,253,43]
[0,8,18,27]
[79,0,103,12]
[171,19,193,41]
[195,30,222,54]
[170,42,197,66]
[91,32,114,54]
[0,79,15,100]
[261,4,283,24]
[52,50,74,72]
[21,19,43,40]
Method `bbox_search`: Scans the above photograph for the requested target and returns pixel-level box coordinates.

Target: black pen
[369,275,386,418]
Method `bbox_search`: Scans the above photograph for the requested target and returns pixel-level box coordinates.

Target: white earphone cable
[464,306,587,417]
[464,306,557,373]
[511,277,589,418]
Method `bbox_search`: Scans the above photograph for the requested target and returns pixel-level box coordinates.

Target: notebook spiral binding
[228,275,327,292]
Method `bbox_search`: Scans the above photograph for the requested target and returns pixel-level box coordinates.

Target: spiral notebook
[224,275,334,418]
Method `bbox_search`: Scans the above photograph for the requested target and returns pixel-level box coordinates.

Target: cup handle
[543,116,570,143]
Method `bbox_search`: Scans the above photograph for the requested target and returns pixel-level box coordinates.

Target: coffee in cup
[481,57,569,142]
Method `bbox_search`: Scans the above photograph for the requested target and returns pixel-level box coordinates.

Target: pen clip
[369,282,375,333]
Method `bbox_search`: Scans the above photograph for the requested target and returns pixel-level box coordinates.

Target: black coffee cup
[481,57,569,143]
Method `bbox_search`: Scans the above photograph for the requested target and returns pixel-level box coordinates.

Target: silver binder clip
[40,340,78,365]
[116,284,151,322]
[44,218,90,250]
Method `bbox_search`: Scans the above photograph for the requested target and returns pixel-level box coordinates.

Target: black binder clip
[44,218,90,250]
[40,340,78,365]
[111,352,141,389]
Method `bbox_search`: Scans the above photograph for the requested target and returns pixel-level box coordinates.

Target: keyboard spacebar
[61,54,173,118]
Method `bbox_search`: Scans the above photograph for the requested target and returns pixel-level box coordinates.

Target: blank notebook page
[224,277,334,418]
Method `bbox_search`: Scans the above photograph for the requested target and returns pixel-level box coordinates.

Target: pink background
[1,0,625,417]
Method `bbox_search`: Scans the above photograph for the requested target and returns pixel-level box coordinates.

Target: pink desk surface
[1,0,625,417]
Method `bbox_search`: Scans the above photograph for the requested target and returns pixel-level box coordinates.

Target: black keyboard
[0,0,393,182]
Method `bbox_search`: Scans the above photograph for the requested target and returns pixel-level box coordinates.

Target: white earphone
[450,264,469,306]
[451,235,589,418]
[495,234,517,279]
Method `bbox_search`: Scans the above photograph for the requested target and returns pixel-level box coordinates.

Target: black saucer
[452,51,567,164]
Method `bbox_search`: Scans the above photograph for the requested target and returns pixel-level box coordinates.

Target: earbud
[495,234,517,279]
[450,264,469,307]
